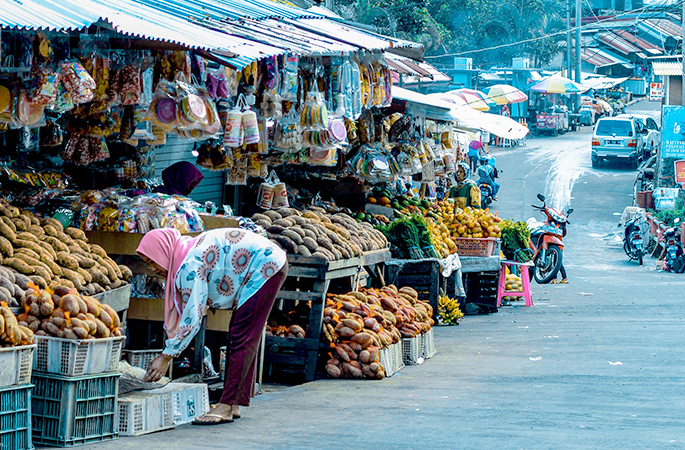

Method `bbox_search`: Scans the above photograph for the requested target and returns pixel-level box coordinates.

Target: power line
[424,1,685,59]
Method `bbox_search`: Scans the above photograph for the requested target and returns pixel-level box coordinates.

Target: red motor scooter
[528,193,573,283]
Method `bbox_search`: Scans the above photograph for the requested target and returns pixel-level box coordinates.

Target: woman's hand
[143,354,173,382]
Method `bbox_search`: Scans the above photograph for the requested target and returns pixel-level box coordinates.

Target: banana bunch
[438,294,463,325]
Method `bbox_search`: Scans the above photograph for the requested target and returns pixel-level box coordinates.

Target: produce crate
[452,237,499,257]
[421,329,436,359]
[0,344,35,388]
[121,349,162,371]
[379,347,394,377]
[164,382,210,425]
[31,372,119,447]
[402,337,422,365]
[117,389,174,437]
[391,342,405,373]
[0,384,33,450]
[386,259,441,319]
[34,335,125,377]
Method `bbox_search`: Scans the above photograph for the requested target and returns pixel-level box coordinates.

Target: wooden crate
[264,251,392,383]
[385,259,441,318]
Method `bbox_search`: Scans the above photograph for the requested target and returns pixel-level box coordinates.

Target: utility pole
[567,0,571,78]
[575,0,581,112]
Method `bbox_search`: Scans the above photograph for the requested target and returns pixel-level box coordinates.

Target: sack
[256,170,278,210]
[272,178,289,208]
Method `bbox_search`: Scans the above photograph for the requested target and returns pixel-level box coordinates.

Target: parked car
[616,113,660,158]
[591,116,648,169]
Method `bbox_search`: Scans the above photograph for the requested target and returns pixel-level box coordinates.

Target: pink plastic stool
[497,260,533,307]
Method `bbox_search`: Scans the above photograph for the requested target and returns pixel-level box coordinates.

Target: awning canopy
[392,86,456,122]
[451,107,529,140]
[581,75,630,90]
[652,60,683,76]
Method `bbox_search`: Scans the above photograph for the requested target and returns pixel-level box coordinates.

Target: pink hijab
[136,229,198,339]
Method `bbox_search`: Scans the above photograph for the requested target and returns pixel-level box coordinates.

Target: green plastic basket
[31,372,119,447]
[0,383,33,450]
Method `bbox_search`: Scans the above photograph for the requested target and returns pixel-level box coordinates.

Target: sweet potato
[326,364,342,378]
[100,304,120,329]
[59,294,80,316]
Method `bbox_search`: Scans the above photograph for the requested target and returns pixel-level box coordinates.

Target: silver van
[591,117,647,169]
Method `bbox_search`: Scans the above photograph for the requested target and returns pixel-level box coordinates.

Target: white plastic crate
[34,335,125,376]
[401,337,422,365]
[0,344,35,388]
[379,347,394,377]
[391,342,404,373]
[422,329,436,359]
[138,383,210,425]
[122,349,163,371]
[118,390,175,436]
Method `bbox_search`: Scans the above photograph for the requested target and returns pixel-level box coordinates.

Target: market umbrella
[445,88,495,111]
[482,84,528,105]
[529,76,589,94]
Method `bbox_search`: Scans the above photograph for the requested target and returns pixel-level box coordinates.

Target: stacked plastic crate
[0,344,36,450]
[30,335,124,447]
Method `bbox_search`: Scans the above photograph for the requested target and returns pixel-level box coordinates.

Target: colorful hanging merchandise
[60,135,110,165]
[59,60,96,105]
[337,58,362,119]
[225,94,259,148]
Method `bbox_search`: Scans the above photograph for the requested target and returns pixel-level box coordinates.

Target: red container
[636,191,653,208]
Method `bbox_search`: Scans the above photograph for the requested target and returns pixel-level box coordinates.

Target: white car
[616,113,660,159]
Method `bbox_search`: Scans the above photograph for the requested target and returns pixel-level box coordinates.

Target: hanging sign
[675,160,685,186]
[661,106,685,158]
[649,82,664,102]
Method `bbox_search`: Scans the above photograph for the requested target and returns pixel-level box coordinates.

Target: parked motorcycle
[478,156,499,209]
[662,218,685,273]
[622,216,644,265]
[528,193,573,283]
[480,183,494,209]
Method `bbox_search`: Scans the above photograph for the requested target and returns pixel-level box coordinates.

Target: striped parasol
[445,88,496,111]
[483,84,528,105]
[530,76,589,94]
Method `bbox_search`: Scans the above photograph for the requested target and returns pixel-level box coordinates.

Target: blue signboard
[662,105,685,159]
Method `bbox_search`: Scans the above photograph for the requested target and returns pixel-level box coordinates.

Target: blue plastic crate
[0,384,33,450]
[31,372,119,447]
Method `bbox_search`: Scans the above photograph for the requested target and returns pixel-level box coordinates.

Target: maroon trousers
[220,262,288,406]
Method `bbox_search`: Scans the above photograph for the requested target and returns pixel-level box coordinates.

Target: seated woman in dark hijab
[155,161,204,197]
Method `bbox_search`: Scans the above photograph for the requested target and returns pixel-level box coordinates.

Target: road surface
[70,101,685,450]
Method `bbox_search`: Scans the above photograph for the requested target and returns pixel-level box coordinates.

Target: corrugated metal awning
[652,61,683,76]
[0,0,285,65]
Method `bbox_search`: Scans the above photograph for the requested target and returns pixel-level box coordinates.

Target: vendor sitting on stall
[449,162,481,210]
[137,227,288,425]
[155,161,204,197]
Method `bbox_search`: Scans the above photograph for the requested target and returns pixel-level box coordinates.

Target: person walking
[138,227,288,425]
[468,140,482,174]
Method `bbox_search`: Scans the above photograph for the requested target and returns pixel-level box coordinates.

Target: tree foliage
[336,0,567,67]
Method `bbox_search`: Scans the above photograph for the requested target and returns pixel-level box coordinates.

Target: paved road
[69,101,685,450]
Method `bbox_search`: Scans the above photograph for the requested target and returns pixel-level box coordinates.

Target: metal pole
[682,0,684,105]
[575,0,581,112]
[567,0,571,78]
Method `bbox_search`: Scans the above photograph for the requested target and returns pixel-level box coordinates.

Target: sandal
[560,278,569,284]
[550,279,559,284]
[192,413,234,426]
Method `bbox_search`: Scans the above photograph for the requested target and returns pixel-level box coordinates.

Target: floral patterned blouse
[163,228,287,357]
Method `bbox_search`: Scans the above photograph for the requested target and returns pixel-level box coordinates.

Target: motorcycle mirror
[567,208,574,215]
[537,194,545,202]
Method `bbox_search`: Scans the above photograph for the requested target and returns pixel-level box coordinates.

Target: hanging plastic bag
[242,108,259,145]
[272,177,289,208]
[225,94,248,148]
[29,66,59,106]
[256,170,278,210]
[280,55,298,101]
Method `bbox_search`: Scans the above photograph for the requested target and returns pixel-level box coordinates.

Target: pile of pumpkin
[17,284,123,339]
[252,207,388,261]
[0,203,131,298]
[322,285,433,379]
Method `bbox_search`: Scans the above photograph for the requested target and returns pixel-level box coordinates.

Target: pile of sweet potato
[17,284,122,340]
[322,285,434,379]
[0,301,34,347]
